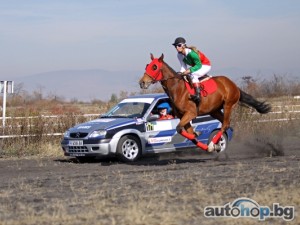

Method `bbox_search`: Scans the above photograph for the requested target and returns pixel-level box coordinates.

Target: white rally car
[61,93,233,162]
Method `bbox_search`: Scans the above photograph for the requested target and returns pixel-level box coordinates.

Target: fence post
[1,81,14,128]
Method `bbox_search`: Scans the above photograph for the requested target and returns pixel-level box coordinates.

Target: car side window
[152,100,175,120]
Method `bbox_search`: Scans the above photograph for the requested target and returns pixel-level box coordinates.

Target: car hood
[68,117,143,133]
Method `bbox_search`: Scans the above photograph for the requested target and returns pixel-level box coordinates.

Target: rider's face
[175,44,184,53]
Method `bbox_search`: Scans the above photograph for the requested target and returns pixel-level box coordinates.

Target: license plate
[68,140,83,146]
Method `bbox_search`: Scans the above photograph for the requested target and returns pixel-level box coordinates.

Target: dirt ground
[0,136,299,225]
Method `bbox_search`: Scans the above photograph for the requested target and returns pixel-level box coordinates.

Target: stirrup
[190,94,200,104]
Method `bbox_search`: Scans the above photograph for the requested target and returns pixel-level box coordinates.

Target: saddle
[183,74,217,97]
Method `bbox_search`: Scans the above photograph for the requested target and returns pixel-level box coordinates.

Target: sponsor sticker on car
[148,136,172,144]
[77,126,91,129]
[146,121,173,131]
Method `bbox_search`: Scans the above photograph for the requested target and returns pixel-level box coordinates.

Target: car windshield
[101,102,151,118]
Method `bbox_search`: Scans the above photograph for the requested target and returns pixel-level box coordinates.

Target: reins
[146,64,183,83]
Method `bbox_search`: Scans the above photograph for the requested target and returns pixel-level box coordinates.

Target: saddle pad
[185,78,217,96]
[200,79,217,96]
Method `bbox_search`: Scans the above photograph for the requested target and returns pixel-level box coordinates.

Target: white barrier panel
[0,81,14,93]
[1,81,14,128]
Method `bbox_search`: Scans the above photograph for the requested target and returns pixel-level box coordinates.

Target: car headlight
[89,130,107,138]
[64,131,70,138]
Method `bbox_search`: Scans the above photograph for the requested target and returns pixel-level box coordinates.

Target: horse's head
[139,53,164,89]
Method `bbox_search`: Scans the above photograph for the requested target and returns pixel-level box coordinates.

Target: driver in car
[157,102,174,120]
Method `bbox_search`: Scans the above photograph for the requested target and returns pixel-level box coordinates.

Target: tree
[109,93,118,103]
[241,76,259,97]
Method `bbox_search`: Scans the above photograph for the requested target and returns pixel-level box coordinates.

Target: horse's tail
[239,89,272,114]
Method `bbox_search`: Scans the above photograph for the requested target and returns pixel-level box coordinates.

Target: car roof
[126,93,168,101]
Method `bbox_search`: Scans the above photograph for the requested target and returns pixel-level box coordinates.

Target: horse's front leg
[184,123,201,138]
[176,113,208,151]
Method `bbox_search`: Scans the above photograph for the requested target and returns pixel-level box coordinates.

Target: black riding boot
[191,85,201,104]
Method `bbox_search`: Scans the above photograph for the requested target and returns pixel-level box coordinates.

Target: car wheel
[117,135,141,162]
[208,130,228,152]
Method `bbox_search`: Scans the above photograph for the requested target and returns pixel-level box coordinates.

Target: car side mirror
[147,114,159,122]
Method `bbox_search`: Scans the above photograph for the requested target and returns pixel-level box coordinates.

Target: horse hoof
[208,142,221,153]
[207,142,215,152]
[214,144,222,152]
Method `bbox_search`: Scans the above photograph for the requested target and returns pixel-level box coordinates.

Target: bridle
[144,67,162,83]
[144,59,182,83]
[144,58,163,83]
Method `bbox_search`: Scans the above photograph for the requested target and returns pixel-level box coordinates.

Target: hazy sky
[1,0,300,78]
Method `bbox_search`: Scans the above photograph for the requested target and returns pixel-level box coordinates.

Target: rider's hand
[183,70,191,75]
[177,72,183,76]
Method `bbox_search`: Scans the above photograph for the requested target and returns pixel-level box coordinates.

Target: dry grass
[0,113,97,157]
[0,136,63,157]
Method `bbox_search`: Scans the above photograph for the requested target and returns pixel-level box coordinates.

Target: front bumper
[61,139,111,157]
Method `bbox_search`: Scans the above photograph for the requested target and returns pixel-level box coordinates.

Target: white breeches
[190,65,211,83]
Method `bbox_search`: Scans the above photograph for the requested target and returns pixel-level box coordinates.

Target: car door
[143,97,192,153]
[144,117,190,153]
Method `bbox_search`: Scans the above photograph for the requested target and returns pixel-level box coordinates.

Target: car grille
[68,146,89,153]
[70,132,88,138]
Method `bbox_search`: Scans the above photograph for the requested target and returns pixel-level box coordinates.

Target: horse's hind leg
[208,105,233,152]
[207,110,223,152]
[221,102,237,133]
[210,109,225,141]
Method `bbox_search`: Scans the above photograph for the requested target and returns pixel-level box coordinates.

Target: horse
[139,54,272,152]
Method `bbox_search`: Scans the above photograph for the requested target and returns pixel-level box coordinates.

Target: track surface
[0,139,299,225]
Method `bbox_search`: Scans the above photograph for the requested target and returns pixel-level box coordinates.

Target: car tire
[208,130,228,152]
[117,135,142,162]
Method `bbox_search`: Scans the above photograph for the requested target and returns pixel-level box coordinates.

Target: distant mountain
[4,67,298,102]
[213,67,300,81]
[8,69,141,101]
[213,67,279,81]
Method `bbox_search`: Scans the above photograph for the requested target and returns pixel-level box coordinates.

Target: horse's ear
[150,53,154,60]
[158,54,164,62]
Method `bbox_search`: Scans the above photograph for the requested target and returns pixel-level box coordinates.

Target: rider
[157,102,174,120]
[172,37,211,103]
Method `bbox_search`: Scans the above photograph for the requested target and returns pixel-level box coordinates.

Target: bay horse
[139,54,271,152]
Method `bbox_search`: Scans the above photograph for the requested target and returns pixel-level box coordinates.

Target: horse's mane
[163,60,177,75]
